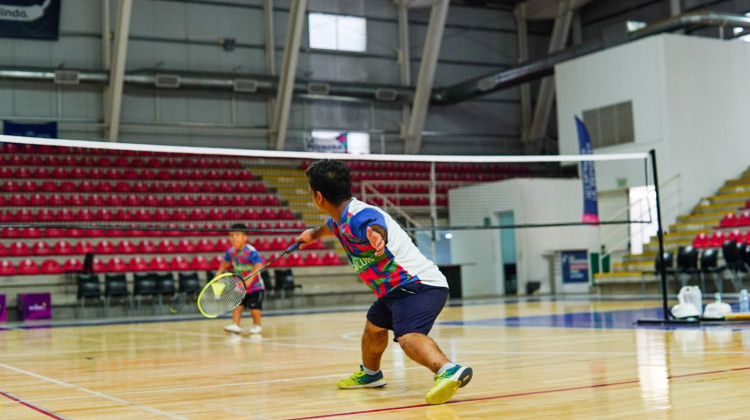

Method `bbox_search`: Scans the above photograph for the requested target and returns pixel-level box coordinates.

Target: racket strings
[198,274,246,317]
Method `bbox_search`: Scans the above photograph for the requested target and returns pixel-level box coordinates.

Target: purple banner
[0,294,5,322]
[17,293,51,320]
[575,116,599,224]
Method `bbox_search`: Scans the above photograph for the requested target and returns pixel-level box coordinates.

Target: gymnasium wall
[0,0,551,155]
[449,178,600,297]
[556,33,750,230]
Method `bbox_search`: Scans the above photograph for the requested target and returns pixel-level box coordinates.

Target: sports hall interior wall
[556,33,750,231]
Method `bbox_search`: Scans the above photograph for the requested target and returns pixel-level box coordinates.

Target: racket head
[197,273,247,318]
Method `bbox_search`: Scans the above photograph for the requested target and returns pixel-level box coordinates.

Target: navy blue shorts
[366,282,449,341]
[240,290,264,310]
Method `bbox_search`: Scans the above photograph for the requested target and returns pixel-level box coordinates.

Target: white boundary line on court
[0,362,190,420]
[0,134,650,163]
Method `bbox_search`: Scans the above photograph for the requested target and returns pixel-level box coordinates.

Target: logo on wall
[0,0,60,40]
[305,132,348,153]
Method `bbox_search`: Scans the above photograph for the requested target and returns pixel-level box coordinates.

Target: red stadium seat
[260,208,276,220]
[46,227,65,238]
[286,253,304,267]
[134,208,151,222]
[213,195,231,206]
[323,252,345,265]
[87,194,105,206]
[215,238,231,252]
[107,257,128,273]
[149,256,170,271]
[77,208,95,221]
[15,167,32,179]
[128,256,149,271]
[92,257,106,273]
[115,209,134,222]
[96,240,117,254]
[210,254,224,269]
[709,231,727,247]
[304,252,324,266]
[189,208,207,221]
[727,229,744,244]
[196,238,215,252]
[149,182,165,193]
[9,241,30,256]
[720,213,739,227]
[41,259,63,274]
[172,209,189,221]
[53,241,75,255]
[9,194,27,206]
[48,194,66,206]
[58,180,75,192]
[207,208,225,220]
[191,255,211,271]
[179,195,195,207]
[75,241,95,255]
[21,227,43,238]
[739,212,750,227]
[142,194,159,207]
[252,238,271,251]
[270,237,288,250]
[104,194,123,207]
[20,180,38,192]
[1,180,19,193]
[177,239,196,253]
[196,195,212,206]
[0,243,5,257]
[267,253,288,267]
[94,181,113,193]
[160,195,178,207]
[57,208,75,222]
[123,194,141,207]
[17,259,40,275]
[63,258,84,273]
[158,239,176,253]
[31,241,52,256]
[225,209,241,220]
[66,228,84,238]
[154,208,170,221]
[16,209,34,222]
[0,260,15,276]
[138,240,158,254]
[117,240,137,254]
[40,181,58,192]
[171,256,191,271]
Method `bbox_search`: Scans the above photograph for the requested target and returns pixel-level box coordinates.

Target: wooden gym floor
[2,297,750,419]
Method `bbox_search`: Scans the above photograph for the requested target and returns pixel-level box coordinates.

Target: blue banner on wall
[575,116,599,224]
[3,120,57,138]
[561,250,589,283]
[0,0,61,40]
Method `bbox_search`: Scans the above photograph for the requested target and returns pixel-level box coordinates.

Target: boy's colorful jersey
[224,244,265,292]
[327,198,447,297]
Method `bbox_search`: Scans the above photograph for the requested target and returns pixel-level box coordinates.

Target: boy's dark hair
[229,223,249,234]
[305,159,352,205]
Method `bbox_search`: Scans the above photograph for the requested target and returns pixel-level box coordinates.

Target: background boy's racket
[197,242,300,318]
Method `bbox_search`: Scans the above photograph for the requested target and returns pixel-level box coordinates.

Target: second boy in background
[215,223,265,334]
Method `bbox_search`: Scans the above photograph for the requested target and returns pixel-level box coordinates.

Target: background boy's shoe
[337,366,387,389]
[249,324,262,334]
[223,323,242,333]
[425,365,473,405]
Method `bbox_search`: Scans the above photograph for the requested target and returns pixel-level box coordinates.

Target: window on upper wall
[308,13,367,52]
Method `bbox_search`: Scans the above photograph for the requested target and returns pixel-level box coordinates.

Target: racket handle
[285,242,301,254]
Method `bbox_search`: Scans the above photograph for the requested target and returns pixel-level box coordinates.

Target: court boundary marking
[0,388,69,420]
[283,365,750,420]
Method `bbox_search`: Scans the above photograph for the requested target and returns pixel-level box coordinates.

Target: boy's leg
[362,320,388,371]
[337,320,389,389]
[223,305,244,333]
[250,308,261,326]
[396,333,449,373]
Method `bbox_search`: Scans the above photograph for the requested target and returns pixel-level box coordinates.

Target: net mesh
[0,134,655,282]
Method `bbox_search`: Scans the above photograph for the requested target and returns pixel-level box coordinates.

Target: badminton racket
[197,242,301,318]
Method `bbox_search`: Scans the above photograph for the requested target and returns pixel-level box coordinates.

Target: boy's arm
[245,261,265,288]
[215,261,230,277]
[296,223,334,248]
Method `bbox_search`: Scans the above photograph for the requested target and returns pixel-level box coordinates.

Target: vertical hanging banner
[575,116,599,223]
[3,120,57,138]
[305,132,348,153]
[0,0,61,40]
